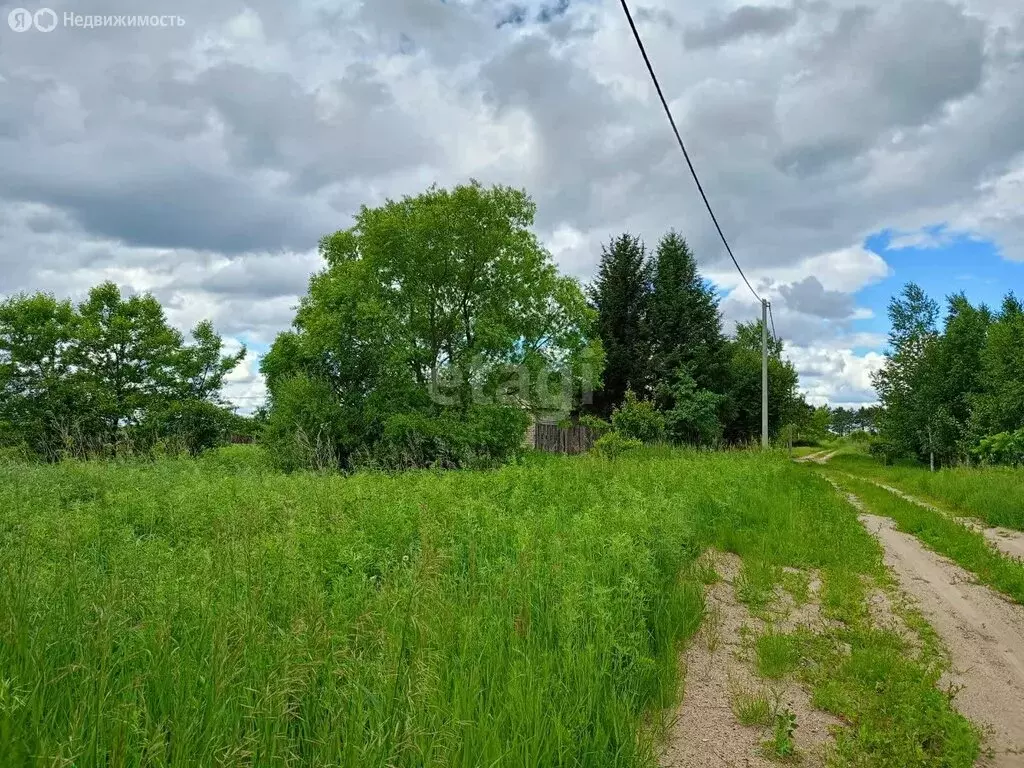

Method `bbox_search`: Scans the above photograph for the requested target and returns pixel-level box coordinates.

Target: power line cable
[768,301,778,344]
[617,0,761,304]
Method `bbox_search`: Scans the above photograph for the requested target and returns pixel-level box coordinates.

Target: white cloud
[2,0,1022,407]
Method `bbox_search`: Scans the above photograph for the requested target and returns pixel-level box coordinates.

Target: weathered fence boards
[533,423,599,455]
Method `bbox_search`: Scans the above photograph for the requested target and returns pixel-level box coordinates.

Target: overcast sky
[2,0,1023,409]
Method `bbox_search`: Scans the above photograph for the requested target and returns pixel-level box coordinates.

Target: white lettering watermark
[8,8,185,32]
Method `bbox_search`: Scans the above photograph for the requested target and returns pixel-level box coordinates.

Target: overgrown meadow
[0,447,878,767]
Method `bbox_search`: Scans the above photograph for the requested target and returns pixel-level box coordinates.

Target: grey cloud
[779,276,857,319]
[2,0,1023,407]
[684,4,799,49]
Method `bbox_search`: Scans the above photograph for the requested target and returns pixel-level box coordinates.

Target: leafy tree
[263,182,599,470]
[588,234,651,415]
[660,367,723,446]
[872,283,945,467]
[649,232,726,399]
[0,283,244,459]
[0,293,91,457]
[972,294,1024,438]
[721,320,801,443]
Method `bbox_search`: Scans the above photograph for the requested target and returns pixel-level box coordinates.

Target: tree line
[586,232,806,446]
[2,181,817,469]
[0,283,245,459]
[873,284,1024,467]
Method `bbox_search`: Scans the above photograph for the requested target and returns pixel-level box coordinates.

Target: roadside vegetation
[0,447,980,766]
[824,469,1024,605]
[827,452,1024,532]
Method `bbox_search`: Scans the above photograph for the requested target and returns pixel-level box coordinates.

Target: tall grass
[829,453,1024,531]
[0,448,878,766]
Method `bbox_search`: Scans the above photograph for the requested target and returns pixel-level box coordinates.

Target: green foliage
[588,233,652,415]
[578,414,612,433]
[138,400,231,457]
[763,709,797,760]
[721,321,802,444]
[611,390,665,444]
[263,182,599,471]
[591,430,643,459]
[660,367,723,447]
[369,406,529,470]
[0,283,243,460]
[972,428,1024,467]
[874,286,1024,467]
[649,232,726,396]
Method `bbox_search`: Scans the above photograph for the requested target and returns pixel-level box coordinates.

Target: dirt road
[661,553,838,767]
[858,512,1024,766]
[870,480,1024,561]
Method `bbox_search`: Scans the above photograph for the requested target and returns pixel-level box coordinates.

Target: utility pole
[762,298,769,449]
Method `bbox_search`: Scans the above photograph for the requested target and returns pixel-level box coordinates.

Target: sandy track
[870,480,1024,561]
[857,512,1024,766]
[661,553,839,768]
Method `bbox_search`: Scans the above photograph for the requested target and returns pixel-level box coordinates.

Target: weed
[762,709,798,761]
[736,559,781,615]
[756,632,802,679]
[731,686,773,727]
[779,569,811,606]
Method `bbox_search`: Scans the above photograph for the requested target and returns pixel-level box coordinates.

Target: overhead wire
[617,0,762,305]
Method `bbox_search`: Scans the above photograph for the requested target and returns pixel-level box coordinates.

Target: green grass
[0,447,978,766]
[755,632,803,679]
[826,471,1024,605]
[731,688,773,727]
[829,452,1024,532]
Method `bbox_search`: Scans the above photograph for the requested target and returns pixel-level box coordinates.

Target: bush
[592,431,643,459]
[369,406,529,470]
[867,436,903,466]
[611,390,665,444]
[661,369,723,447]
[263,374,353,471]
[138,400,231,457]
[972,428,1024,467]
[578,415,612,433]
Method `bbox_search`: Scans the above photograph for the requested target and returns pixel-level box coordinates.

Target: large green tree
[972,294,1024,437]
[0,283,243,458]
[588,233,651,416]
[721,320,802,443]
[262,182,600,469]
[649,231,726,398]
[872,283,948,467]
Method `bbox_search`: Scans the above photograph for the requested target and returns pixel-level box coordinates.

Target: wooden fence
[533,422,600,455]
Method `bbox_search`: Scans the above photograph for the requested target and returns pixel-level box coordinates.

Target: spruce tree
[588,234,652,415]
[649,232,726,399]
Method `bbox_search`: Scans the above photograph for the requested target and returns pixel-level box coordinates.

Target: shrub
[263,374,352,471]
[367,406,529,471]
[138,400,231,457]
[592,431,643,459]
[578,415,612,433]
[611,390,665,444]
[661,369,723,447]
[972,428,1024,467]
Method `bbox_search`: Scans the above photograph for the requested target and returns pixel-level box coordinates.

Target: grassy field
[0,447,977,766]
[828,452,1024,531]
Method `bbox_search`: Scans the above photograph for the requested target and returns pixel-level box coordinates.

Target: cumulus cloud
[2,0,1023,407]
